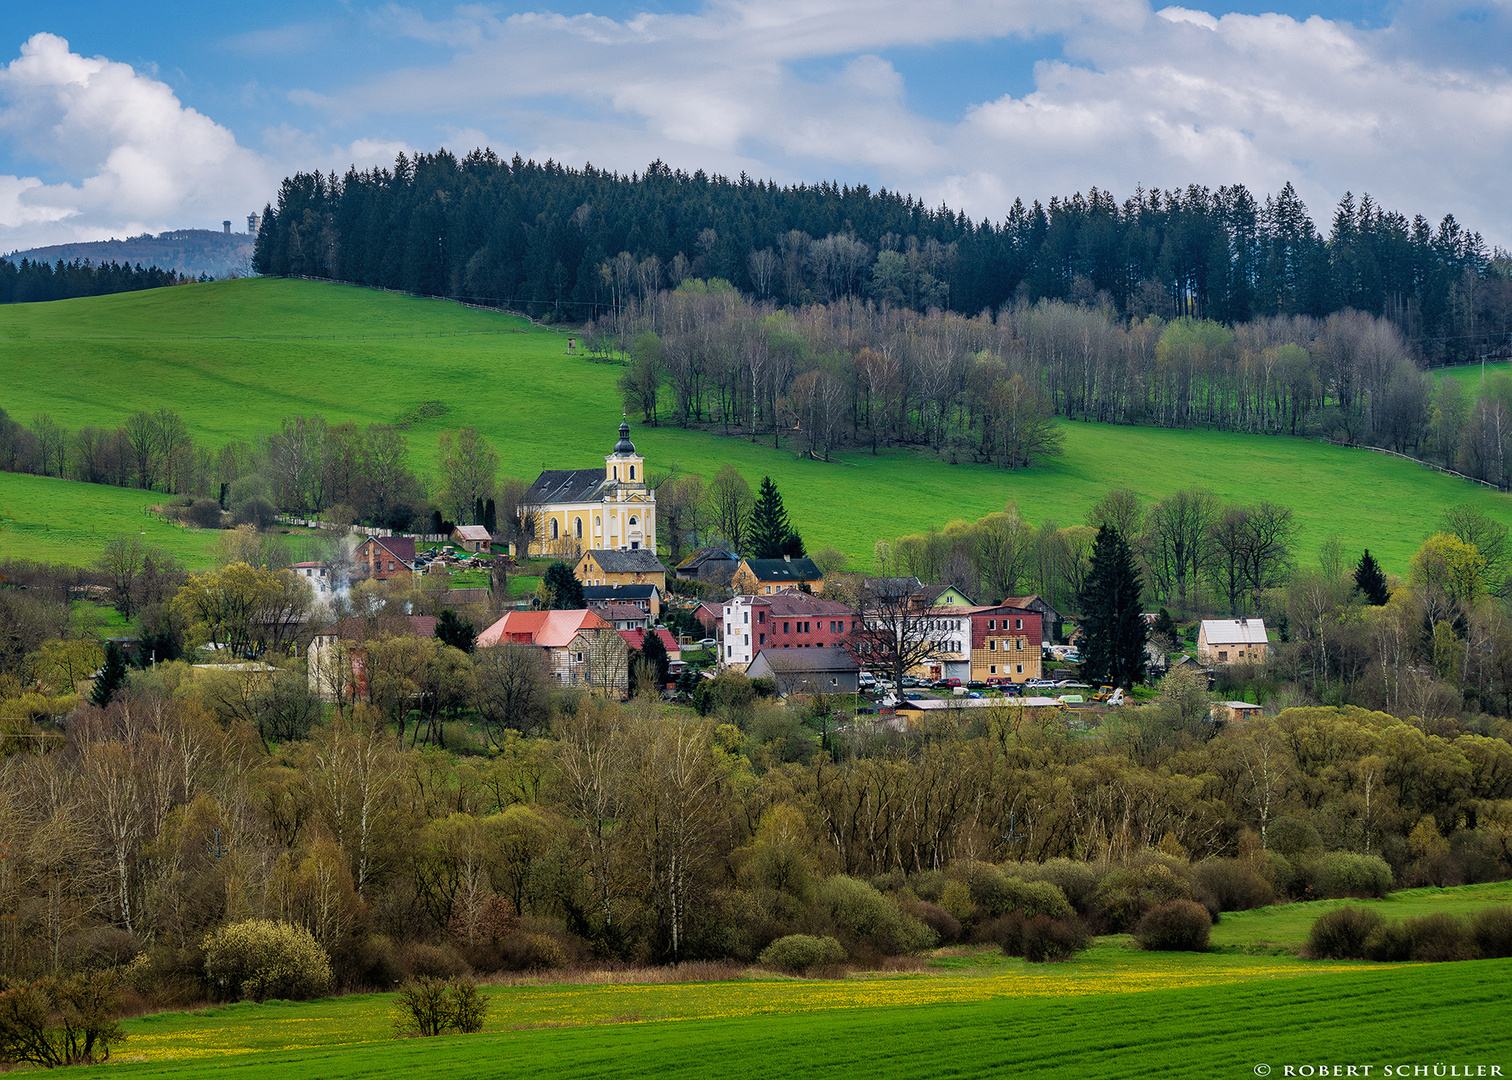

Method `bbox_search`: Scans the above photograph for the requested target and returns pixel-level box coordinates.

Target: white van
[858,672,877,689]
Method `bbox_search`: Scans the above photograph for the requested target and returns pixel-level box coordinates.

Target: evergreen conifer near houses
[1354,549,1390,606]
[89,642,128,708]
[1077,526,1147,688]
[538,561,585,609]
[747,476,797,558]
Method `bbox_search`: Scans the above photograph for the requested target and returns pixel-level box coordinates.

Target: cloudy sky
[1,0,1509,253]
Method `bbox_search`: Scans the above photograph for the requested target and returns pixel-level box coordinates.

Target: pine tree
[90,642,128,708]
[629,629,672,695]
[539,561,585,609]
[1354,549,1389,605]
[436,609,477,653]
[747,476,794,558]
[1077,526,1147,689]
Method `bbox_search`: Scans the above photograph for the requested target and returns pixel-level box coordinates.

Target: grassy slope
[108,954,1512,1079]
[1210,880,1512,952]
[4,278,1512,574]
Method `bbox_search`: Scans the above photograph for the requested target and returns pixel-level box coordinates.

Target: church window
[629,516,638,528]
[629,465,636,480]
[575,517,583,539]
[613,466,619,480]
[549,519,559,540]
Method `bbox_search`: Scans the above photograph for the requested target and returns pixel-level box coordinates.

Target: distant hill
[6,228,255,280]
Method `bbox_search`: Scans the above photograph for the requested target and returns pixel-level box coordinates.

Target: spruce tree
[436,609,477,653]
[747,476,793,558]
[629,629,672,696]
[90,642,129,708]
[1354,549,1389,605]
[1077,526,1148,689]
[539,561,585,609]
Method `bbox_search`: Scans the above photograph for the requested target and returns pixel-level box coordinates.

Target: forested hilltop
[252,151,1511,364]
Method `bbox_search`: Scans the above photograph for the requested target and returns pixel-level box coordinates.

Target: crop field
[1210,880,1512,953]
[105,948,1512,1079]
[4,278,1512,573]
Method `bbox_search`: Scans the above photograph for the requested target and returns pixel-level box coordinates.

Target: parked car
[696,638,717,648]
[966,681,988,691]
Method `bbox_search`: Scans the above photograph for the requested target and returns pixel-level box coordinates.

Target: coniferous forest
[252,151,1512,365]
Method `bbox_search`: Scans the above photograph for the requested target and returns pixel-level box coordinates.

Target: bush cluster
[1306,906,1512,962]
[1134,901,1212,952]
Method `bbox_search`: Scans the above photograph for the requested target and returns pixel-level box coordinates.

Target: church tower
[605,418,645,486]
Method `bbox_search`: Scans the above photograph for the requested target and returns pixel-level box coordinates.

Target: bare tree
[1147,488,1220,611]
[708,465,751,555]
[852,577,943,688]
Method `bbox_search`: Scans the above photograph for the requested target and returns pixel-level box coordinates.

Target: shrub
[392,975,488,1038]
[1089,859,1195,932]
[980,912,1025,956]
[1134,900,1212,952]
[814,875,935,956]
[1011,859,1101,914]
[757,934,847,975]
[905,901,961,946]
[1362,922,1412,962]
[1193,858,1275,912]
[1315,852,1393,899]
[1304,906,1382,959]
[1020,916,1090,963]
[1000,878,1073,921]
[401,942,469,979]
[202,919,331,1002]
[499,933,565,973]
[1405,913,1471,962]
[231,496,277,530]
[186,498,224,528]
[0,971,124,1067]
[1469,907,1512,959]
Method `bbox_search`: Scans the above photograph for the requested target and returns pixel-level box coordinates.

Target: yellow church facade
[523,420,658,559]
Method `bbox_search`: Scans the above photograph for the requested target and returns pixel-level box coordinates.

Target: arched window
[613,466,619,480]
[549,519,559,540]
[629,516,638,528]
[629,465,636,479]
[574,517,583,539]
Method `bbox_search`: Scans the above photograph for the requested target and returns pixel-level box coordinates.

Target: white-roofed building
[1198,618,1269,665]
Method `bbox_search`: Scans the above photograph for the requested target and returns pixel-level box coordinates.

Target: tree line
[0,257,190,304]
[252,151,1512,363]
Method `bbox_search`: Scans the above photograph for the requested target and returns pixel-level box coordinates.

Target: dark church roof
[525,468,608,505]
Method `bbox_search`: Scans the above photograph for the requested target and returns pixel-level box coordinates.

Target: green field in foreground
[1210,880,1512,953]
[106,952,1512,1079]
[4,278,1512,574]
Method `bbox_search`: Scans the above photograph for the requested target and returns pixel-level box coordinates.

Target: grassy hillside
[4,278,1511,574]
[1210,880,1512,953]
[106,952,1512,1078]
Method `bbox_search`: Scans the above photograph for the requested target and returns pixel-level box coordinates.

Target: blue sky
[2,1,1509,251]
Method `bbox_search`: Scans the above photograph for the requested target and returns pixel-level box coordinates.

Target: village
[279,418,1264,730]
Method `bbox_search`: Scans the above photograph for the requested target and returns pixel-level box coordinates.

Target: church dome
[613,419,636,455]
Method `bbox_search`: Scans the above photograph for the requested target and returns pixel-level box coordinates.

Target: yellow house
[574,549,668,592]
[731,556,825,596]
[523,419,657,558]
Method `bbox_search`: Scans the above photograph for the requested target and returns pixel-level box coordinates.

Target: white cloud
[0,33,275,249]
[285,0,1512,245]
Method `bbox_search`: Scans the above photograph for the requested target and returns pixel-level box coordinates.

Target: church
[522,419,657,558]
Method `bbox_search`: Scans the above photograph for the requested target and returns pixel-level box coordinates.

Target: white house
[1198,618,1269,664]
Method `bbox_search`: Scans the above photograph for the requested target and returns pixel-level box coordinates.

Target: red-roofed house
[477,609,628,695]
[618,627,681,662]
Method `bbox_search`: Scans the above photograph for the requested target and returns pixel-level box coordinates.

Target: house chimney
[784,554,791,562]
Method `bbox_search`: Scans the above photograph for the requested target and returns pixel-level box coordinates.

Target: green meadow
[4,278,1512,573]
[1210,881,1512,954]
[104,951,1512,1079]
